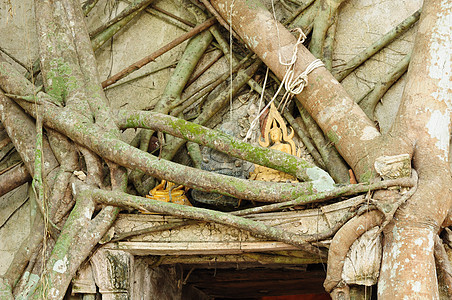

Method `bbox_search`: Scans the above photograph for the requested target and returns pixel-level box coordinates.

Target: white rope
[244,28,324,141]
[244,67,269,141]
[279,56,324,111]
[279,28,306,66]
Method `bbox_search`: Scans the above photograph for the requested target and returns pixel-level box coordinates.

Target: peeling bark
[378,0,452,297]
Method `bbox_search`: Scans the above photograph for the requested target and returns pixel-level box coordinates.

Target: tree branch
[0,163,31,197]
[324,210,383,293]
[114,109,330,182]
[233,176,415,215]
[333,9,421,82]
[101,17,217,88]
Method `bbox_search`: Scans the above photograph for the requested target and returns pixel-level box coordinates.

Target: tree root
[89,0,155,38]
[186,51,224,87]
[0,163,31,197]
[284,0,316,26]
[324,210,384,293]
[115,105,326,182]
[434,235,452,298]
[129,11,215,193]
[82,0,99,16]
[170,53,253,116]
[90,0,154,51]
[358,52,411,120]
[309,0,346,60]
[288,0,319,33]
[233,176,415,216]
[283,108,326,169]
[324,171,417,296]
[296,101,350,183]
[149,5,196,28]
[322,11,338,71]
[333,9,421,82]
[160,60,262,161]
[104,61,178,91]
[3,213,44,290]
[186,142,203,169]
[100,17,217,88]
[7,98,332,205]
[199,0,241,41]
[371,170,418,236]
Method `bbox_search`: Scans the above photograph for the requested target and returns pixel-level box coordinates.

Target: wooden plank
[104,241,297,255]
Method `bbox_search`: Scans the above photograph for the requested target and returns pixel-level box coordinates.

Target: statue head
[269,125,282,143]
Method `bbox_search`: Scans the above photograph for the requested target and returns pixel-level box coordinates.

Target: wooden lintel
[103,241,297,255]
[103,196,363,256]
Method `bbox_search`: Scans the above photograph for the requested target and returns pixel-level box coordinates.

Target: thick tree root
[0,163,31,197]
[371,170,418,236]
[434,235,452,298]
[324,210,383,294]
[296,101,350,183]
[115,107,325,182]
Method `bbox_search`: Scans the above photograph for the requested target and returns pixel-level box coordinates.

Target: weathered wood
[105,241,297,255]
[102,196,363,256]
[182,285,211,300]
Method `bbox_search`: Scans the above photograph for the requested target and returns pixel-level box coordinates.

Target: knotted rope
[244,28,324,141]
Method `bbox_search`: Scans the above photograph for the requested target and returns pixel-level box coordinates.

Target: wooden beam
[104,241,298,255]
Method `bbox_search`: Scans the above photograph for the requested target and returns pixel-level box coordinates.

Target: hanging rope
[244,28,324,141]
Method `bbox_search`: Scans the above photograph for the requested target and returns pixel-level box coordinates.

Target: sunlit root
[324,210,383,294]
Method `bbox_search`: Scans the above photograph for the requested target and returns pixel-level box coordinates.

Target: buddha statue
[146,180,192,206]
[249,103,300,183]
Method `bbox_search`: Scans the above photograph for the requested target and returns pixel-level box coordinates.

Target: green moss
[245,0,265,10]
[228,177,250,193]
[359,169,373,183]
[172,118,206,137]
[124,114,144,129]
[326,129,340,144]
[46,58,78,105]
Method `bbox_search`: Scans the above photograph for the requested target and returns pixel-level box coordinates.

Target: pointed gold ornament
[249,103,300,183]
[146,180,192,206]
